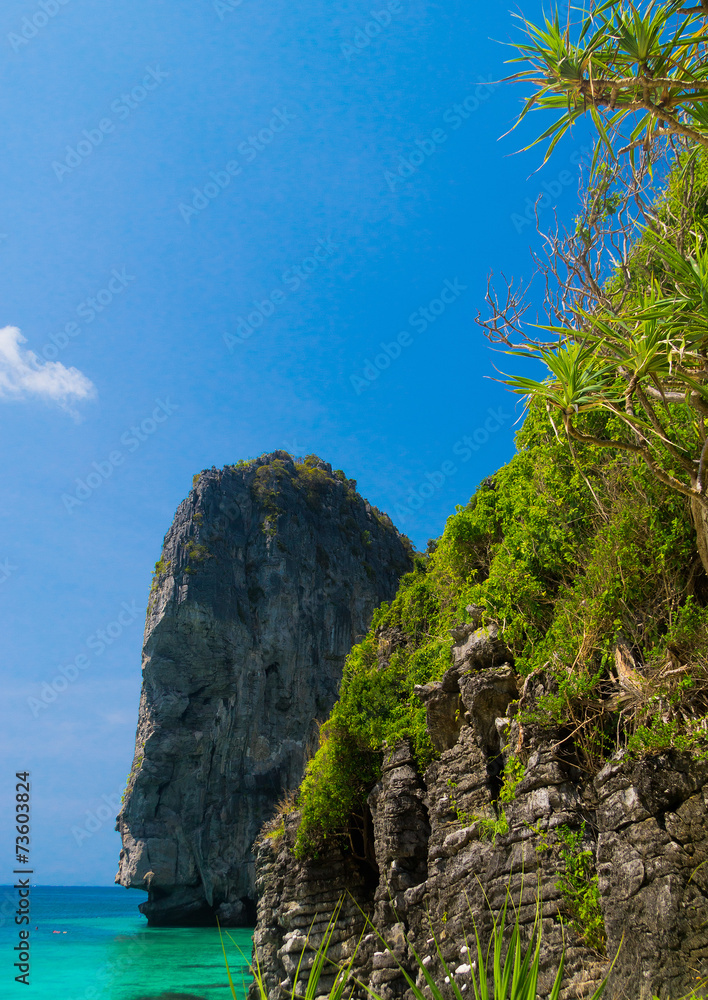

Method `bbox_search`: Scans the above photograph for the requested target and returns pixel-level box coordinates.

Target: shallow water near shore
[0,886,252,1000]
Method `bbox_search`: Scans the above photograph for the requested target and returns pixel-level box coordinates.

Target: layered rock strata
[253,622,708,999]
[116,453,412,926]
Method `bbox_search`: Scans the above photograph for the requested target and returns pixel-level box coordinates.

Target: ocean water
[0,886,253,1000]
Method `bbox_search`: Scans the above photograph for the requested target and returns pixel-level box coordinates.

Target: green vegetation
[450,767,518,841]
[458,879,609,1000]
[627,716,708,758]
[263,818,285,843]
[292,455,362,514]
[185,540,210,562]
[477,811,510,842]
[244,451,405,548]
[148,557,172,608]
[555,823,606,953]
[184,540,212,574]
[295,395,708,854]
[251,457,292,530]
[498,1,708,573]
[222,900,357,1000]
[506,0,708,168]
[239,4,708,992]
[498,753,525,804]
[151,557,170,584]
[121,748,145,803]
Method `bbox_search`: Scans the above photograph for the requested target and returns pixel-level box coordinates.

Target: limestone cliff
[252,622,708,999]
[116,452,412,926]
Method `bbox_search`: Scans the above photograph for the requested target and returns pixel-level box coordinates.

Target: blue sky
[0,0,593,887]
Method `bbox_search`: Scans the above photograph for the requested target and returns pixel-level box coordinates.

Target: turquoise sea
[0,886,253,1000]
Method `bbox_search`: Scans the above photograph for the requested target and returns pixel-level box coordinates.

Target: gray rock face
[115,452,412,926]
[252,624,708,1000]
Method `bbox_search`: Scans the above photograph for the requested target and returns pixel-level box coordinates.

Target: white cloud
[0,326,96,411]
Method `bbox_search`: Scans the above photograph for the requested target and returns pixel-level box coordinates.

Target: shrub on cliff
[490,0,708,572]
[295,0,708,857]
[296,397,708,855]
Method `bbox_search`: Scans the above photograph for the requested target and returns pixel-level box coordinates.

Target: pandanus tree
[481,0,708,572]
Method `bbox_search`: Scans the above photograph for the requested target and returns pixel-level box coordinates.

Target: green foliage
[502,262,708,553]
[499,753,526,804]
[121,751,144,803]
[296,396,708,850]
[295,464,336,507]
[450,767,517,840]
[439,405,699,683]
[506,1,708,169]
[149,559,172,608]
[151,557,170,584]
[555,823,606,954]
[526,821,552,853]
[295,724,382,858]
[627,718,708,757]
[300,585,437,848]
[245,454,400,548]
[382,879,583,1000]
[293,457,362,514]
[478,811,510,842]
[447,803,510,841]
[263,818,285,842]
[252,458,292,527]
[500,7,708,574]
[184,540,211,572]
[185,541,209,562]
[240,154,708,856]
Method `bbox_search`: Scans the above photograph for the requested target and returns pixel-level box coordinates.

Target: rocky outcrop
[116,453,412,926]
[252,622,708,999]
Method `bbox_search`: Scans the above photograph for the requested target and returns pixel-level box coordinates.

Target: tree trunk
[691,495,708,576]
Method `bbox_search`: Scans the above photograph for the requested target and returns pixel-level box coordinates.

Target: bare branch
[634,382,696,474]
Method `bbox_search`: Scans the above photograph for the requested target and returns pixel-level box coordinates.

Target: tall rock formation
[116,452,412,926]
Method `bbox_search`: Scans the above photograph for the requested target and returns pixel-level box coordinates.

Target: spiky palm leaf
[503,341,617,414]
[505,0,708,169]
